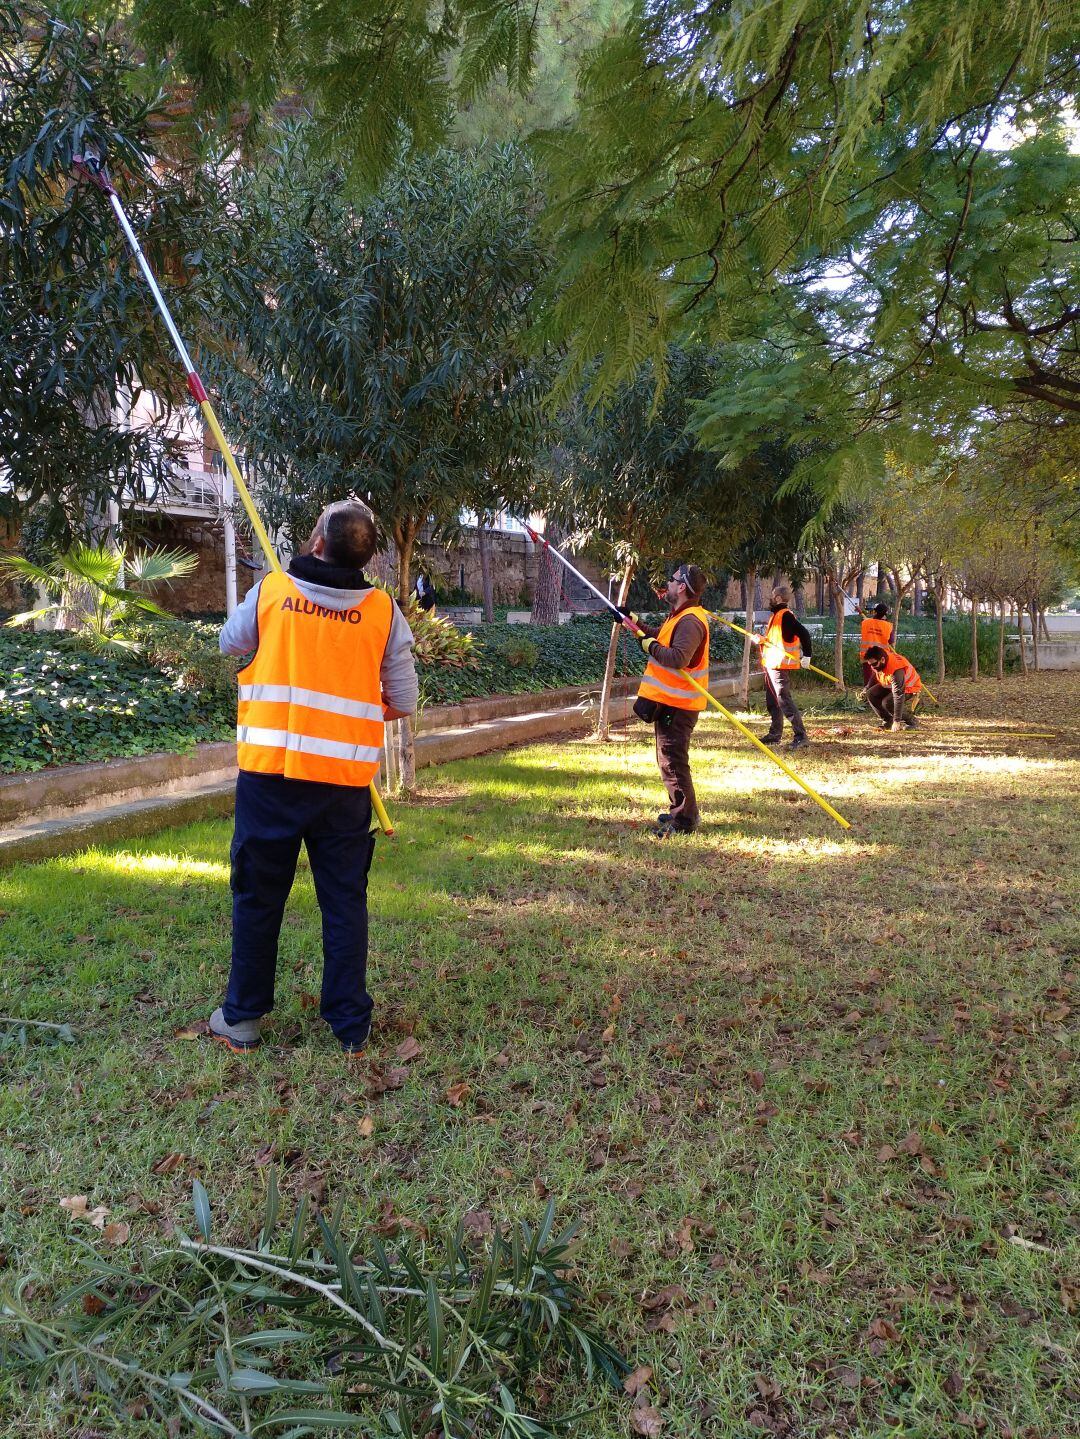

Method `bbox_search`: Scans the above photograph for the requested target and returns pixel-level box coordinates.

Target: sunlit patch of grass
[0,674,1078,1436]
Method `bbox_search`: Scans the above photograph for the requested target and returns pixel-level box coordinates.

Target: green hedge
[805,617,1020,687]
[0,629,235,774]
[0,618,745,774]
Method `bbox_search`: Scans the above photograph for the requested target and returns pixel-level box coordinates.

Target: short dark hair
[872,602,889,619]
[321,499,377,569]
[771,585,791,607]
[674,563,707,597]
[864,644,888,664]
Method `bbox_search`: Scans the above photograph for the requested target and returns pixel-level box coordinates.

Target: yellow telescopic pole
[74,153,394,837]
[669,666,852,831]
[521,528,852,831]
[708,610,843,686]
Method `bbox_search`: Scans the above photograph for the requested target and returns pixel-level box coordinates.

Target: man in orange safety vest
[627,562,710,837]
[209,498,418,1056]
[751,585,816,751]
[863,644,921,731]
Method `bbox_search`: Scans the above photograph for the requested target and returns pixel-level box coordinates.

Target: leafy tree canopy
[206,132,551,596]
[1,2,220,538]
[533,0,1080,470]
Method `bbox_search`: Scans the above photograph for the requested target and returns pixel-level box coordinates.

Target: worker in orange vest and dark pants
[859,602,894,687]
[751,585,815,750]
[626,563,710,837]
[209,499,418,1055]
[863,644,921,731]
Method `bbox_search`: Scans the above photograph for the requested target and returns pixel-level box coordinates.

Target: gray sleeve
[219,580,263,656]
[380,601,419,713]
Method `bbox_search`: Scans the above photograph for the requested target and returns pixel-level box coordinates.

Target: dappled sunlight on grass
[86,851,232,882]
[1,673,1078,1438]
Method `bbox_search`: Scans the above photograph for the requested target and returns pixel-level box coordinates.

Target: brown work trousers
[654,705,700,829]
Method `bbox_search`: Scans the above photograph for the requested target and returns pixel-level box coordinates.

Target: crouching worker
[625,563,710,838]
[210,499,418,1056]
[863,644,921,732]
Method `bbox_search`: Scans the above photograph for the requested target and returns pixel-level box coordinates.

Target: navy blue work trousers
[223,770,376,1046]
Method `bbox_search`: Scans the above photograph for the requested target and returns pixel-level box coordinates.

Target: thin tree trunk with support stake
[739,565,756,708]
[935,580,946,684]
[970,597,979,681]
[597,559,635,740]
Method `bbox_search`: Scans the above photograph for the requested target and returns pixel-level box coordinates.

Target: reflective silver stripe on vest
[645,664,709,683]
[237,726,382,765]
[238,684,384,723]
[640,675,708,701]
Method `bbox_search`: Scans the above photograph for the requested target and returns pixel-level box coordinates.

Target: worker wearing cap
[208,498,418,1056]
[860,602,894,687]
[750,585,815,750]
[863,644,921,731]
[626,563,710,837]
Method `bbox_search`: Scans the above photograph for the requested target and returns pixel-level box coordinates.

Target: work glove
[800,655,812,669]
[750,633,762,646]
[640,635,657,656]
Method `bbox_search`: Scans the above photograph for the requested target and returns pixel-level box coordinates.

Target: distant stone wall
[0,514,21,611]
[132,512,260,616]
[416,526,609,608]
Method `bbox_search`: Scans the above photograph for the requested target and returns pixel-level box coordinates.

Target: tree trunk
[381,719,399,792]
[1029,601,1040,671]
[935,581,946,683]
[392,517,420,791]
[997,600,1005,679]
[793,581,806,616]
[970,598,979,680]
[530,519,564,624]
[596,559,635,740]
[477,516,495,622]
[1039,608,1050,642]
[739,565,757,708]
[876,564,889,599]
[913,579,923,617]
[833,584,847,690]
[394,519,418,604]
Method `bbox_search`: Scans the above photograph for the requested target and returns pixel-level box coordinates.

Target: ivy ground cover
[0,674,1077,1435]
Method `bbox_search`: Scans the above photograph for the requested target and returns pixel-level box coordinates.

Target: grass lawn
[1,673,1077,1436]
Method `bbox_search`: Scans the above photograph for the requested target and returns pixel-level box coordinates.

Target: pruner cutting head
[72,150,116,197]
[523,523,543,544]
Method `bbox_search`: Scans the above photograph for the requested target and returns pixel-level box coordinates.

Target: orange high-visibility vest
[760,607,801,670]
[860,616,893,658]
[637,605,710,711]
[872,650,922,695]
[235,573,392,786]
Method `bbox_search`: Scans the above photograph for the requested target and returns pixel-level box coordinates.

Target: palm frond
[124,547,199,588]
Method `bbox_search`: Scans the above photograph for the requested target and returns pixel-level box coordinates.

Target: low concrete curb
[0,670,760,866]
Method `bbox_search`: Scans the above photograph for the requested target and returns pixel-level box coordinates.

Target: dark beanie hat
[872,602,888,619]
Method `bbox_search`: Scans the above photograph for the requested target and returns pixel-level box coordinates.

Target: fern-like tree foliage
[0,3,222,539]
[532,0,1080,480]
[129,0,543,185]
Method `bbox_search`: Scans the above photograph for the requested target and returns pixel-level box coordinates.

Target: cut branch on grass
[1,1182,627,1438]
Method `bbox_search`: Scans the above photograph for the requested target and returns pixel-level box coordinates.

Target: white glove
[800,655,812,669]
[750,634,762,646]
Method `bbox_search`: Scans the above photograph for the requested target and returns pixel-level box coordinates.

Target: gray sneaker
[209,1007,262,1052]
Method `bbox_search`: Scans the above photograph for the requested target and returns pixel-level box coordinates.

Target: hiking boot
[340,1038,368,1057]
[788,734,810,751]
[209,1007,262,1052]
[652,816,699,838]
[903,715,918,728]
[760,733,783,747]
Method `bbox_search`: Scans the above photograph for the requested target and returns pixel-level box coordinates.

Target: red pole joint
[72,153,116,197]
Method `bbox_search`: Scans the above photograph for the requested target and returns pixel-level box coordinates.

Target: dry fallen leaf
[623,1365,654,1397]
[600,1024,616,1044]
[60,1195,110,1229]
[630,1402,665,1436]
[869,1317,901,1342]
[357,1115,375,1137]
[444,1081,472,1107]
[151,1153,186,1176]
[395,1036,422,1063]
[102,1221,130,1246]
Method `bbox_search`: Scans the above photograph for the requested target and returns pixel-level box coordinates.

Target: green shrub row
[0,629,236,774]
[0,618,748,773]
